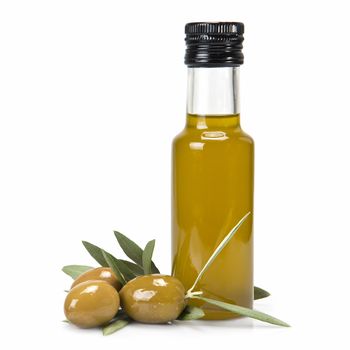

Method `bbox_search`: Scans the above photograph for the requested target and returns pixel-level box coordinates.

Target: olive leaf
[102,318,130,335]
[114,231,143,265]
[102,250,138,284]
[254,286,271,300]
[82,240,139,282]
[142,239,156,275]
[192,296,290,327]
[119,259,144,276]
[82,239,146,276]
[114,259,137,282]
[114,231,160,273]
[62,265,93,279]
[177,306,205,321]
[82,241,109,267]
[102,250,127,285]
[187,213,250,295]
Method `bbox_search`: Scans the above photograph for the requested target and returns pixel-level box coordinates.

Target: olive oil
[172,113,253,319]
[172,22,253,320]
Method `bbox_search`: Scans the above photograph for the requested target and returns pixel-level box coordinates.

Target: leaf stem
[185,290,203,299]
[186,212,250,295]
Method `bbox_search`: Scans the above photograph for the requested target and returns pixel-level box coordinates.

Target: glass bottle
[171,22,254,320]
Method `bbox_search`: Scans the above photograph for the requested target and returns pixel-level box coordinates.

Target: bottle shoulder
[173,127,254,147]
[238,129,254,145]
[172,129,187,144]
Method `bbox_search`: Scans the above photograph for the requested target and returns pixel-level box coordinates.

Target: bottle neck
[186,67,240,116]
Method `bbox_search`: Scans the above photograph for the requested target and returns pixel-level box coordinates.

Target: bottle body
[171,67,254,320]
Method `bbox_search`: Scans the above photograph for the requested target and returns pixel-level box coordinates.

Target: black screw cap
[185,22,244,67]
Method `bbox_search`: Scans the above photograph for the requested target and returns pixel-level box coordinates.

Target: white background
[0,0,349,349]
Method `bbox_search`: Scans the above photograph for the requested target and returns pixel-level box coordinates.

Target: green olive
[64,280,120,328]
[119,274,186,324]
[71,267,122,291]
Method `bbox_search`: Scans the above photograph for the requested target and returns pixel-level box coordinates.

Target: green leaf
[103,319,129,335]
[102,250,127,285]
[187,212,250,294]
[82,241,137,282]
[114,259,137,282]
[254,286,271,300]
[82,241,109,267]
[193,296,290,327]
[142,239,155,275]
[101,251,137,284]
[114,231,160,273]
[114,231,143,265]
[177,306,205,321]
[62,265,93,279]
[119,259,144,275]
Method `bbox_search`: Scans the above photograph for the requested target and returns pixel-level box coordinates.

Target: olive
[119,274,186,324]
[64,280,120,328]
[71,267,122,291]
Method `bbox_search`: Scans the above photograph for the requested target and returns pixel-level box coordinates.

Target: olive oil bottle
[172,22,254,320]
